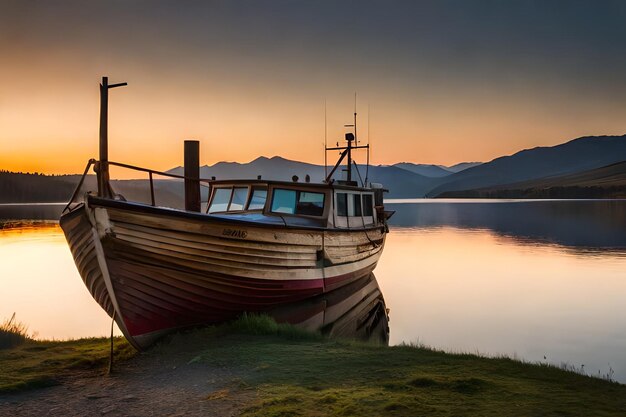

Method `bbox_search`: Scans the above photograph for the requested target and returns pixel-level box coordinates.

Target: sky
[1,0,626,175]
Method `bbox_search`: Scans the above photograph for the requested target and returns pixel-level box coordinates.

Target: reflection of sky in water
[376,227,626,382]
[0,224,121,339]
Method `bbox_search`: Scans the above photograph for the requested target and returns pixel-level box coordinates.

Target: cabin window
[209,188,231,213]
[271,189,325,216]
[362,194,374,216]
[229,187,248,211]
[247,188,267,210]
[352,194,362,216]
[297,192,325,216]
[271,189,297,214]
[336,193,348,216]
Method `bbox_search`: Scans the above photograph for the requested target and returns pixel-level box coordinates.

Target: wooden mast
[98,76,127,198]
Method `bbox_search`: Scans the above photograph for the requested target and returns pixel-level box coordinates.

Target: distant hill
[443,162,482,173]
[359,165,437,197]
[437,161,626,199]
[392,162,482,177]
[392,163,452,178]
[169,156,325,183]
[426,135,626,197]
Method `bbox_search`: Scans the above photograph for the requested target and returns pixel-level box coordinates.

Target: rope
[62,159,96,213]
[352,161,365,187]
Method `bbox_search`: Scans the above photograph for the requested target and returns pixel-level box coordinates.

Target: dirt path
[0,345,255,416]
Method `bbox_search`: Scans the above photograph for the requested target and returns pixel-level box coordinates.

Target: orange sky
[1,1,625,176]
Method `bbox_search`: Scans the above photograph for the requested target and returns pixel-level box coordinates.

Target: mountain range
[2,134,625,203]
[166,135,626,198]
[438,161,626,199]
[168,159,482,182]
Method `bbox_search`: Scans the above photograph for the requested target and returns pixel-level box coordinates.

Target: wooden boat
[60,77,391,349]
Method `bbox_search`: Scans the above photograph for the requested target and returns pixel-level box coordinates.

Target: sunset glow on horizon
[2,1,626,175]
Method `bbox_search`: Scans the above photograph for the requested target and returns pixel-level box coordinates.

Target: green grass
[181,315,626,417]
[0,336,135,392]
[226,312,324,341]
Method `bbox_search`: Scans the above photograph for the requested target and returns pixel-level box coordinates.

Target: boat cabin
[206,180,381,229]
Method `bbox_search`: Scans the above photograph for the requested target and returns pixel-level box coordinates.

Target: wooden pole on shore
[184,140,201,212]
[107,312,115,375]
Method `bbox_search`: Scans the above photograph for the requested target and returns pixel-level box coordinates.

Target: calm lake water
[1,200,625,381]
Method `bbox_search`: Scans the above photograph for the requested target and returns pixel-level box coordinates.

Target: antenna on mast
[354,92,357,146]
[325,95,369,185]
[365,103,370,185]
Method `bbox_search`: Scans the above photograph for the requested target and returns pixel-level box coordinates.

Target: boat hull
[60,198,385,349]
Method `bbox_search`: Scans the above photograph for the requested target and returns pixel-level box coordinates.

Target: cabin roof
[206,178,378,192]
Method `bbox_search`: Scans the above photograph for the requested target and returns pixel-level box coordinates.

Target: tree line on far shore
[0,171,79,203]
[438,185,626,199]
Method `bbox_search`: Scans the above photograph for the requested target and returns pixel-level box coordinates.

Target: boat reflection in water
[268,273,389,344]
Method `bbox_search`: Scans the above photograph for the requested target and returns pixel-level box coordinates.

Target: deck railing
[63,159,213,214]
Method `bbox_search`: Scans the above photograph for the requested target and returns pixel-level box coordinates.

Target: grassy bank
[172,315,626,416]
[218,338,625,416]
[0,336,135,392]
[2,316,625,416]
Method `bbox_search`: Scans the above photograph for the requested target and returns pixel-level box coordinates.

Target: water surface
[0,222,120,339]
[0,203,65,221]
[380,199,626,382]
[1,200,625,381]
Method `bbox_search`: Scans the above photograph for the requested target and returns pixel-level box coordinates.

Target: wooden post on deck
[184,140,201,212]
